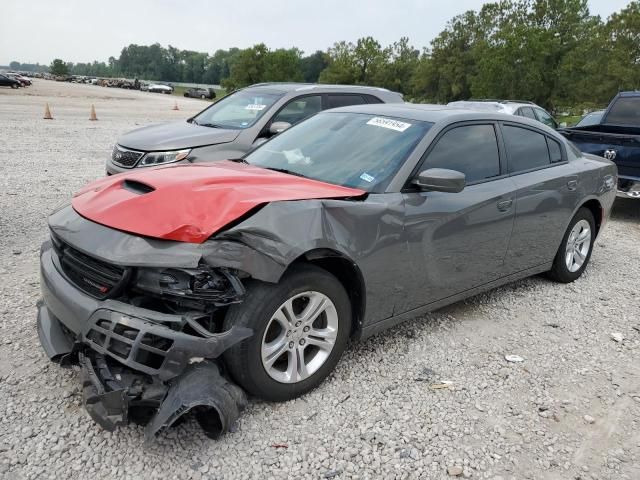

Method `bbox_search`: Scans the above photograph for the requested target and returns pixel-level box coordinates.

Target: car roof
[447,100,544,115]
[323,103,560,133]
[242,82,402,100]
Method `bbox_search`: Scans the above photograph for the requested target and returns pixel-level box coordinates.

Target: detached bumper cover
[80,351,246,441]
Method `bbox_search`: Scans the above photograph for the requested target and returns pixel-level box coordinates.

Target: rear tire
[223,264,351,402]
[547,207,595,283]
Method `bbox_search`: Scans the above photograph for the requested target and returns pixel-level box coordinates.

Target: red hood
[72,161,365,243]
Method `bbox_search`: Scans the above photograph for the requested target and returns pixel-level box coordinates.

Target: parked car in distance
[6,73,31,86]
[40,104,616,440]
[106,83,404,175]
[448,99,558,129]
[148,83,173,94]
[184,87,216,99]
[0,74,21,88]
[574,110,606,128]
[559,92,640,198]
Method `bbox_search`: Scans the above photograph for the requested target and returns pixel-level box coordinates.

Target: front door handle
[497,199,513,212]
[567,179,578,191]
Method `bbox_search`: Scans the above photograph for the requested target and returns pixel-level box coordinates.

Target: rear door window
[534,108,557,129]
[327,94,367,109]
[423,124,501,183]
[502,125,551,173]
[519,107,537,120]
[272,95,322,125]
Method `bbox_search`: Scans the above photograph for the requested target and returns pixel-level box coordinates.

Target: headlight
[138,149,191,167]
[135,266,245,304]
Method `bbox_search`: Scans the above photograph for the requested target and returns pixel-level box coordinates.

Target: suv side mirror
[269,121,292,136]
[412,168,466,193]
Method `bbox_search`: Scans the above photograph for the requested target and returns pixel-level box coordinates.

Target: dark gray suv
[106,83,404,175]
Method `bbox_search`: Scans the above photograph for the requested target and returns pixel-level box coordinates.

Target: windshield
[575,111,604,127]
[246,112,432,192]
[193,89,283,129]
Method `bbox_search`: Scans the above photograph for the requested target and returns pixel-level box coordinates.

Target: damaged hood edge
[72,161,366,243]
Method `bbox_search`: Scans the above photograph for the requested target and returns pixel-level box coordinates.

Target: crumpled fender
[144,361,247,441]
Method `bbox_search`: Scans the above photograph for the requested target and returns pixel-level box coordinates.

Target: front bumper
[37,240,251,440]
[617,177,640,199]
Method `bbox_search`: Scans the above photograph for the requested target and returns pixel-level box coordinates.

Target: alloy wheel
[261,291,338,383]
[565,219,591,272]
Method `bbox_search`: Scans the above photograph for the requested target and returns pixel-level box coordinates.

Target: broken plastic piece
[144,361,247,441]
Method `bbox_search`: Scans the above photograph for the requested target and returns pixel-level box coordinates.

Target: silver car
[448,100,558,129]
[106,83,404,175]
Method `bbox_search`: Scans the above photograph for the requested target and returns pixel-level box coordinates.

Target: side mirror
[559,122,567,128]
[269,121,292,136]
[412,168,466,193]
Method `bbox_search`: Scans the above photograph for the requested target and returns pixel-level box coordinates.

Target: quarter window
[424,124,501,183]
[502,125,550,173]
[272,95,322,126]
[547,137,563,163]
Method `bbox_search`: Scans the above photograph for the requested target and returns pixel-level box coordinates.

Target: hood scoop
[122,179,155,195]
[71,161,365,243]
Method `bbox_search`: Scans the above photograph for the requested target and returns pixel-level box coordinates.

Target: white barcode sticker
[245,104,267,111]
[360,172,375,183]
[366,117,412,132]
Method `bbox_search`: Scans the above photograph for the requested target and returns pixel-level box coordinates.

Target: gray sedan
[38,104,616,439]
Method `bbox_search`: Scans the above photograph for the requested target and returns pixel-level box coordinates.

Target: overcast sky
[0,0,633,65]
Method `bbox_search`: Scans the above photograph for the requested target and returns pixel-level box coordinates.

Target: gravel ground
[0,80,639,480]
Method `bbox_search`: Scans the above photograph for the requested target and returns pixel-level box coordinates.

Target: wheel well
[291,250,365,339]
[580,199,603,235]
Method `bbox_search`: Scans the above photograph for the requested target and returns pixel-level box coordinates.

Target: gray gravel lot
[0,80,639,480]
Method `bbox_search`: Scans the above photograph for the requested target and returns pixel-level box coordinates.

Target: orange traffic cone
[43,103,53,120]
[172,101,179,111]
[89,104,98,121]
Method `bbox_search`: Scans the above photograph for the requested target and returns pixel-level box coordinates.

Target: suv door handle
[497,199,513,212]
[567,179,578,191]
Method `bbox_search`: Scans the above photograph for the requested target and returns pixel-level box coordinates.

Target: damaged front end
[37,207,254,441]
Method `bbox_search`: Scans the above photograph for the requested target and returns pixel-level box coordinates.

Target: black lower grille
[112,145,144,168]
[51,233,130,299]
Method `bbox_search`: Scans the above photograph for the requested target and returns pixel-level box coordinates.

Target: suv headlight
[138,149,191,167]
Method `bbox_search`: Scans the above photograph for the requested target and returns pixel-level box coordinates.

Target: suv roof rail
[247,82,391,92]
[467,98,536,105]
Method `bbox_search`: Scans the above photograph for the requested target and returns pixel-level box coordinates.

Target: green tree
[300,51,329,82]
[319,41,359,84]
[222,44,269,91]
[49,58,69,76]
[264,48,304,82]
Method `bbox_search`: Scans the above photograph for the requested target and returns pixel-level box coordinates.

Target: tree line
[13,0,640,110]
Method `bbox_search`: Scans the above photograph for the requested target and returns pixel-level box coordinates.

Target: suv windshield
[246,112,432,192]
[192,90,283,129]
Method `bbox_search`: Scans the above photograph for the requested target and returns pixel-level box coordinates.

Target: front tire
[223,264,351,402]
[547,207,595,283]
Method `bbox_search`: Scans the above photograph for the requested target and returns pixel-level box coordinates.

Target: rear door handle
[497,199,513,212]
[567,179,578,191]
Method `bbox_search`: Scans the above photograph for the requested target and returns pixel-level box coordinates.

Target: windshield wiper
[198,123,224,129]
[189,118,199,126]
[263,167,308,178]
[228,158,248,164]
